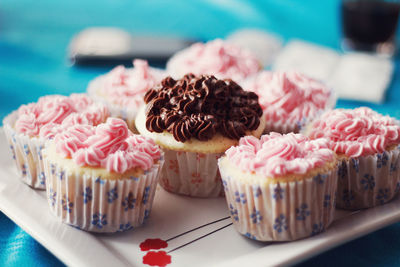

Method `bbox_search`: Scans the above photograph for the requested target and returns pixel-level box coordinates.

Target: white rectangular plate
[1,129,400,267]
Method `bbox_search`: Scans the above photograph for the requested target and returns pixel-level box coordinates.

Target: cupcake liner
[219,164,338,241]
[3,111,47,189]
[43,156,164,233]
[159,149,224,198]
[336,147,400,210]
[87,80,139,133]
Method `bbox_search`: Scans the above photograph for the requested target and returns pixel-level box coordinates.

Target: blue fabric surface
[0,213,63,267]
[0,0,400,266]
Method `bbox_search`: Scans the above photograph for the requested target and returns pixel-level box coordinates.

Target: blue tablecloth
[1,0,400,266]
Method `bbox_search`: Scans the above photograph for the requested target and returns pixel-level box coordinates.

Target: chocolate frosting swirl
[144,74,263,142]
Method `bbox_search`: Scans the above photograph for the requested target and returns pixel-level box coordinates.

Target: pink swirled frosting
[225,133,334,177]
[54,118,161,173]
[14,94,109,138]
[167,39,261,82]
[243,71,333,125]
[95,59,165,107]
[308,107,400,157]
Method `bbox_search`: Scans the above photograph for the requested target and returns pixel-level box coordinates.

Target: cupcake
[242,71,335,134]
[218,133,338,241]
[87,59,165,131]
[166,39,261,82]
[306,107,400,209]
[3,94,109,189]
[43,118,164,232]
[135,74,265,197]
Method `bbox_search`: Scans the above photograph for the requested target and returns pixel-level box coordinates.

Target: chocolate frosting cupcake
[135,74,265,197]
[144,74,263,142]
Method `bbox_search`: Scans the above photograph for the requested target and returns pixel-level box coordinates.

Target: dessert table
[1,0,400,266]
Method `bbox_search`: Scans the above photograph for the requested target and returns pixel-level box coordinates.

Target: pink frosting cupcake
[218,133,338,241]
[166,39,261,82]
[87,59,165,131]
[43,118,164,232]
[306,107,400,209]
[242,71,336,134]
[3,94,109,189]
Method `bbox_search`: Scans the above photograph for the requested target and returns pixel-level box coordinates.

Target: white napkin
[272,40,394,103]
[272,40,340,82]
[328,53,394,103]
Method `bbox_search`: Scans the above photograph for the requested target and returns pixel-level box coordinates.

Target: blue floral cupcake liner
[219,163,338,241]
[160,149,224,198]
[43,154,164,233]
[3,110,47,189]
[336,146,400,210]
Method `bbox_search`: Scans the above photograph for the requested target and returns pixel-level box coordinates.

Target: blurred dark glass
[341,0,400,56]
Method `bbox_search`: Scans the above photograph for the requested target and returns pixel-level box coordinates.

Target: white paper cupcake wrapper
[43,156,164,233]
[219,165,338,241]
[159,149,224,198]
[3,111,47,189]
[87,80,139,133]
[336,147,400,210]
